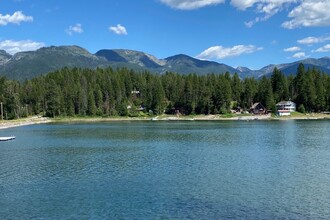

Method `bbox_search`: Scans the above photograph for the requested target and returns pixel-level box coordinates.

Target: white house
[276,101,296,116]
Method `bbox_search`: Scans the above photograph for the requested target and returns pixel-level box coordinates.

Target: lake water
[0,120,330,219]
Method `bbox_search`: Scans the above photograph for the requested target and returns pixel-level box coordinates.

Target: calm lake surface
[1,120,330,219]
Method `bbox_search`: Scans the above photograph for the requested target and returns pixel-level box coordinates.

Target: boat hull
[0,136,16,141]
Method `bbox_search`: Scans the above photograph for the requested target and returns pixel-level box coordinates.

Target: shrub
[298,104,305,113]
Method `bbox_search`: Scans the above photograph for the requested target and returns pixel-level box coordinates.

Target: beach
[0,113,329,130]
[0,116,51,130]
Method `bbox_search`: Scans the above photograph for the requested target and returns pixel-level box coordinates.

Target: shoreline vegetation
[1,64,330,122]
[1,113,329,130]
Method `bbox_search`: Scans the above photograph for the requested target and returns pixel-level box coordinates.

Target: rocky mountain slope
[0,45,329,80]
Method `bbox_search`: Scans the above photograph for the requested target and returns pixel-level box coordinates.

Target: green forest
[0,63,329,119]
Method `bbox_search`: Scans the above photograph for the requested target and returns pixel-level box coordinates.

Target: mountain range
[0,45,329,80]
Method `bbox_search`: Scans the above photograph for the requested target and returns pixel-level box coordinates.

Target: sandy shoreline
[0,114,329,130]
[0,116,51,130]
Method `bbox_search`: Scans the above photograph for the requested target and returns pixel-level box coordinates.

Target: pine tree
[271,67,289,102]
[241,78,257,110]
[313,69,326,112]
[152,77,166,115]
[87,89,97,115]
[45,79,61,118]
[258,76,274,111]
[305,68,316,111]
[231,72,242,105]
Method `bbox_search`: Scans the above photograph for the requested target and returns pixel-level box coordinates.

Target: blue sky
[1,0,330,69]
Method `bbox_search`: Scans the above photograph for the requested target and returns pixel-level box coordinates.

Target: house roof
[276,101,295,105]
[251,102,264,109]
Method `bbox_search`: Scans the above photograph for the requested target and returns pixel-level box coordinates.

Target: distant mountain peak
[1,45,108,80]
[165,54,207,63]
[236,66,251,73]
[95,49,126,62]
[166,54,192,59]
[144,53,166,66]
[38,45,95,57]
[0,45,329,81]
[0,50,11,56]
[0,50,12,65]
[95,49,166,68]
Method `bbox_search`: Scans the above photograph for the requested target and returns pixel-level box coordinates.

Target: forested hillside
[0,63,329,119]
[1,46,330,81]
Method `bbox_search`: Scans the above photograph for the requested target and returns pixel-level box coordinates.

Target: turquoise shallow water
[0,120,330,219]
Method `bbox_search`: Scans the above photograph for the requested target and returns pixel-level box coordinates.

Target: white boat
[0,136,15,141]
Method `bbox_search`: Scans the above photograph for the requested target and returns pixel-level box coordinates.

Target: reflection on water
[0,120,330,219]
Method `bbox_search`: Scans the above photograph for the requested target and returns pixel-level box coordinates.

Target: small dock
[0,136,16,141]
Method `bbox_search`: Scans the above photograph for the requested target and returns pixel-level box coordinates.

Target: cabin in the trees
[249,102,266,114]
[276,101,296,116]
[131,90,141,99]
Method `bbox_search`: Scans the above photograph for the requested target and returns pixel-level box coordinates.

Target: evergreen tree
[313,69,326,112]
[305,68,316,112]
[79,75,88,115]
[45,79,61,117]
[327,77,330,111]
[151,77,166,115]
[295,63,308,107]
[231,73,242,105]
[241,78,257,110]
[87,89,97,115]
[183,75,194,114]
[1,64,329,118]
[271,67,289,102]
[258,76,275,111]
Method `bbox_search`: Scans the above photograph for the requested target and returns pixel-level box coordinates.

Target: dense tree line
[0,63,329,119]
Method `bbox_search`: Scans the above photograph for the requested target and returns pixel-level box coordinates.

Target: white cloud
[291,52,307,59]
[160,0,225,10]
[196,45,263,60]
[230,0,257,10]
[315,44,330,52]
[0,39,45,55]
[231,0,297,12]
[283,46,301,52]
[66,23,83,36]
[298,36,330,45]
[0,11,33,26]
[232,0,297,27]
[244,18,260,28]
[160,0,330,28]
[109,24,127,35]
[282,0,330,29]
[232,0,330,28]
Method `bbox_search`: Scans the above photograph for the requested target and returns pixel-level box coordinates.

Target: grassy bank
[272,112,330,120]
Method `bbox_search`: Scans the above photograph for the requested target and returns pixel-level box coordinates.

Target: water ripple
[1,121,330,219]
